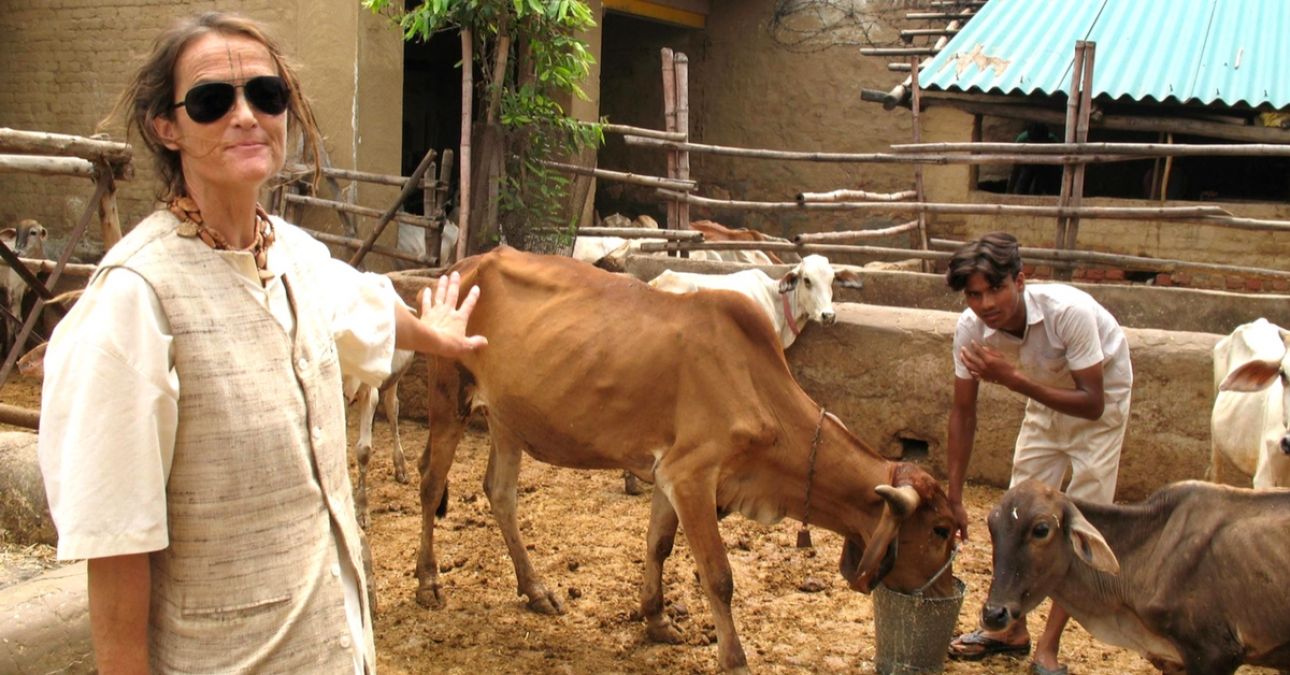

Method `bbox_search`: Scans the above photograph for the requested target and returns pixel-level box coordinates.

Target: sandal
[947,629,1030,661]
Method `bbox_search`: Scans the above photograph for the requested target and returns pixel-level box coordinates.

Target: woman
[38,12,484,673]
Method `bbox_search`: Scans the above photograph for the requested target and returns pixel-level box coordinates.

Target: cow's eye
[1031,523,1051,540]
[933,526,951,539]
[804,278,813,288]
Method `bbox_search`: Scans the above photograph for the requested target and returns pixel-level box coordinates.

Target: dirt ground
[1,376,1273,674]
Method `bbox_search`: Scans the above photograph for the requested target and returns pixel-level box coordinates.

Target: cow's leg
[661,470,748,673]
[483,421,563,615]
[380,381,409,484]
[415,363,466,609]
[640,484,682,644]
[354,384,378,529]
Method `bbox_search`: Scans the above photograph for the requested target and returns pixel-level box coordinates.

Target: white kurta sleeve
[317,255,401,388]
[952,311,979,380]
[1054,303,1105,372]
[38,268,179,560]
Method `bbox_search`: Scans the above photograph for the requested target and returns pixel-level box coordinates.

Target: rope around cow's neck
[781,289,801,337]
[796,406,828,548]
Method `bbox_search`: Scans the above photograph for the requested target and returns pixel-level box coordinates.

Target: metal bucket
[872,577,966,674]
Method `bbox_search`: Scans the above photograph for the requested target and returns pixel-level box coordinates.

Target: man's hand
[959,341,1016,387]
[950,499,970,542]
[418,271,487,358]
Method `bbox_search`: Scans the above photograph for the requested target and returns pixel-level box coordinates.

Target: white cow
[1211,318,1290,488]
[345,347,416,528]
[1,220,48,354]
[649,254,861,350]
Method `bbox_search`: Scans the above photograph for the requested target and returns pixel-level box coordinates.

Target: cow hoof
[526,592,564,615]
[624,473,646,496]
[357,511,369,530]
[415,584,446,609]
[394,468,410,484]
[646,620,684,645]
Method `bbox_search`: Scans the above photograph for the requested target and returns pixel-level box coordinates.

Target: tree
[364,0,603,258]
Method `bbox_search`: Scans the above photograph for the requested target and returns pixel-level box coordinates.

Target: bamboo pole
[929,239,1290,281]
[97,169,122,250]
[910,55,931,272]
[793,221,921,243]
[285,164,413,188]
[1197,215,1290,232]
[1062,42,1095,254]
[456,28,474,263]
[536,160,696,190]
[0,154,95,178]
[661,48,678,230]
[0,403,39,430]
[432,149,454,264]
[487,13,512,126]
[860,47,941,56]
[302,227,433,266]
[623,136,1130,164]
[0,128,132,166]
[1160,133,1176,205]
[906,12,977,20]
[890,142,1290,157]
[797,189,918,202]
[675,53,691,229]
[10,257,96,277]
[598,123,687,142]
[655,189,1228,218]
[348,146,439,267]
[571,227,703,240]
[282,193,434,228]
[638,239,955,261]
[1054,41,1086,266]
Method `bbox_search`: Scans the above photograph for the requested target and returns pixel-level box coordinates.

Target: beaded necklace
[169,195,275,271]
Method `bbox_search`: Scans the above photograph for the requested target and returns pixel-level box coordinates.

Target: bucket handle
[911,546,958,598]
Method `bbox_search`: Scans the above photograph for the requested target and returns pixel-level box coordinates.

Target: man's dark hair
[945,232,1023,291]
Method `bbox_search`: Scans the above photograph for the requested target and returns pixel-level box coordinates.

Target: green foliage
[364,0,603,249]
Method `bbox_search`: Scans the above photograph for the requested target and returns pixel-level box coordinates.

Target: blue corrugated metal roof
[917,0,1290,110]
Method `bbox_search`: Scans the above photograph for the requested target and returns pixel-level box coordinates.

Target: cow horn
[875,484,920,517]
[844,484,922,593]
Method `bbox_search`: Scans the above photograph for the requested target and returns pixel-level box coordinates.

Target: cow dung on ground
[0,377,1277,674]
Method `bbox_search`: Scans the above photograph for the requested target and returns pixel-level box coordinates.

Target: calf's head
[839,463,957,596]
[1,220,48,258]
[1220,328,1290,455]
[778,255,838,326]
[981,480,1119,631]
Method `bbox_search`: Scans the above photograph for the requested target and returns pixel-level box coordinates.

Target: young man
[943,232,1132,675]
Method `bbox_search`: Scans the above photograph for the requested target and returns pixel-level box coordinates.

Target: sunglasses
[171,76,290,124]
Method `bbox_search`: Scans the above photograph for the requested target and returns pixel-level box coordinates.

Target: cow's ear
[1064,503,1120,575]
[834,269,864,289]
[778,271,800,293]
[0,228,15,244]
[1220,359,1283,392]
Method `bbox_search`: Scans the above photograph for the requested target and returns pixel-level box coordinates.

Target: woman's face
[153,32,287,200]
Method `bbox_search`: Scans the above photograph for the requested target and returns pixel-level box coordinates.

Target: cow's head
[839,463,957,596]
[1220,327,1290,456]
[2,220,48,258]
[980,480,1119,631]
[778,255,839,326]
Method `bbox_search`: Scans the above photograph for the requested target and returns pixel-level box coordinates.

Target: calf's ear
[1220,359,1283,392]
[1064,504,1120,575]
[833,269,864,289]
[778,271,800,293]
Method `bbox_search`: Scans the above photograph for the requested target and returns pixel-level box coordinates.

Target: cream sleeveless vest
[95,210,375,673]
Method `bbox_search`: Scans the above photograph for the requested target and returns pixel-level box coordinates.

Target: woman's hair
[100,12,322,201]
[945,231,1023,291]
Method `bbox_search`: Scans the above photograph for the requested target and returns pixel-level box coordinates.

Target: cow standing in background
[0,220,49,355]
[413,247,957,673]
[649,254,861,350]
[982,480,1290,674]
[344,347,416,528]
[1211,318,1290,487]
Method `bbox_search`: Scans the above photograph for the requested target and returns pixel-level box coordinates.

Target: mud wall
[0,1,403,265]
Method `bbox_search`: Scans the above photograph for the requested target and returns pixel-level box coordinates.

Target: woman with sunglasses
[37,12,485,674]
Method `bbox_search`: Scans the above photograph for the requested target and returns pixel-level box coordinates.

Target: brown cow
[982,480,1290,674]
[415,247,956,672]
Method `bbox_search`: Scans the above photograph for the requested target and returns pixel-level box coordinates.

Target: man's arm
[88,554,151,674]
[947,375,979,540]
[960,342,1106,420]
